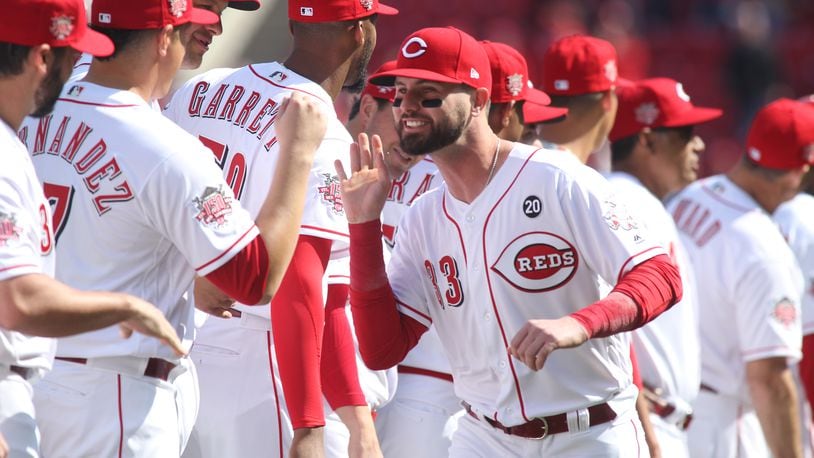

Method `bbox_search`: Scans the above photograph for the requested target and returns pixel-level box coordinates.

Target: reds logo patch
[602,199,638,231]
[193,186,233,228]
[491,232,578,292]
[635,102,659,125]
[772,297,798,327]
[0,211,22,247]
[168,0,187,17]
[506,74,524,97]
[50,16,75,40]
[318,174,344,214]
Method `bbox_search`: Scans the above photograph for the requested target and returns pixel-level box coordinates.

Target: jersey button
[465,214,475,223]
[484,312,492,320]
[498,361,507,369]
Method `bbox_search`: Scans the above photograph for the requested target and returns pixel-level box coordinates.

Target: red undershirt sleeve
[271,235,332,429]
[204,234,269,305]
[321,283,367,410]
[348,220,427,371]
[630,344,643,389]
[799,334,814,422]
[570,254,682,339]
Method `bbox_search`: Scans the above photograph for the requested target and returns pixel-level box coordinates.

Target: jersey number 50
[199,135,248,199]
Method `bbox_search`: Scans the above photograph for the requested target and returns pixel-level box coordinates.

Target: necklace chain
[486,137,501,186]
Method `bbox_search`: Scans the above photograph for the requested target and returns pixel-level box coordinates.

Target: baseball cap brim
[523,102,568,124]
[661,106,723,128]
[228,0,260,10]
[187,7,220,25]
[70,29,115,57]
[525,88,551,106]
[376,3,399,15]
[370,68,473,88]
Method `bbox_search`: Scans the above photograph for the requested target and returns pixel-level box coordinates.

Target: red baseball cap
[229,0,261,11]
[542,35,618,96]
[289,0,398,22]
[370,27,492,96]
[0,0,113,57]
[92,0,219,30]
[609,77,722,142]
[746,98,814,170]
[361,60,397,102]
[481,41,536,103]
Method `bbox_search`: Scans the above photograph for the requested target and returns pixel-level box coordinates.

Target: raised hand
[508,317,589,371]
[118,297,187,356]
[335,133,392,224]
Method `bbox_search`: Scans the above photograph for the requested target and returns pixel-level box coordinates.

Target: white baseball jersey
[380,157,453,375]
[0,122,56,372]
[607,172,701,404]
[774,193,814,336]
[667,175,803,402]
[18,81,259,361]
[164,62,350,318]
[387,143,664,425]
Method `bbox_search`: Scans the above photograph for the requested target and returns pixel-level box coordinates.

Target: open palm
[335,133,392,224]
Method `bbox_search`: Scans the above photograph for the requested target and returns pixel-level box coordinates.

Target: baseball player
[537,35,619,165]
[17,0,327,455]
[336,26,683,457]
[164,1,398,456]
[481,41,566,142]
[608,77,723,457]
[0,1,192,456]
[667,98,813,458]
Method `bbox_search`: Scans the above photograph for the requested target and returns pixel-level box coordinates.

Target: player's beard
[31,53,68,118]
[398,104,471,156]
[343,37,374,93]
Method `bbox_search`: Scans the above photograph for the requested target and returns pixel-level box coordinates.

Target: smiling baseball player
[668,98,813,458]
[164,1,399,456]
[336,26,683,457]
[17,0,326,455]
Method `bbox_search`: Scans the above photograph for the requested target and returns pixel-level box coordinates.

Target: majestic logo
[169,0,187,17]
[193,186,233,228]
[602,199,638,231]
[360,0,374,11]
[318,173,344,214]
[401,37,427,59]
[635,102,660,125]
[506,74,524,97]
[491,232,578,292]
[772,297,798,327]
[604,60,618,83]
[748,147,762,162]
[0,211,22,247]
[50,16,75,40]
[675,83,691,102]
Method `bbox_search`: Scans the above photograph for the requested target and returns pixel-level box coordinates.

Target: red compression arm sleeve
[348,220,427,370]
[800,334,814,422]
[630,344,643,389]
[204,234,269,305]
[272,235,331,429]
[570,254,682,338]
[321,283,367,410]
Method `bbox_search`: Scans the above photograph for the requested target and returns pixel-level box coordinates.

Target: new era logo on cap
[470,68,479,79]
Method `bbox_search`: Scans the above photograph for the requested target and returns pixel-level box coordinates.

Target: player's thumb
[118,323,134,339]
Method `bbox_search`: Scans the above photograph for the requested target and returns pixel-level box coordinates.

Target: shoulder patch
[192,185,234,228]
[0,211,22,247]
[318,173,344,215]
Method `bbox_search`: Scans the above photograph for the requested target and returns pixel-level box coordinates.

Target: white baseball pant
[0,368,39,457]
[687,390,769,458]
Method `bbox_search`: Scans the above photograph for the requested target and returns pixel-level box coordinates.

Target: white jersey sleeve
[775,194,814,335]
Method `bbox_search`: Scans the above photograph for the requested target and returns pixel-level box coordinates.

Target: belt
[397,365,454,383]
[462,401,616,440]
[642,385,693,430]
[699,382,718,394]
[9,365,33,380]
[55,357,176,382]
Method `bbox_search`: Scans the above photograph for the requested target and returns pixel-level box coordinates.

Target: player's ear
[26,44,51,79]
[471,88,491,116]
[360,94,378,124]
[351,20,364,47]
[157,25,174,57]
[639,128,656,153]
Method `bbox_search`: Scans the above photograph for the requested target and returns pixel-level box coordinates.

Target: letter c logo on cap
[402,37,428,59]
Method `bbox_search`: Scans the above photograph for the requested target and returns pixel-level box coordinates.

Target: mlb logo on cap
[98,13,112,24]
[300,6,314,15]
[370,27,492,96]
